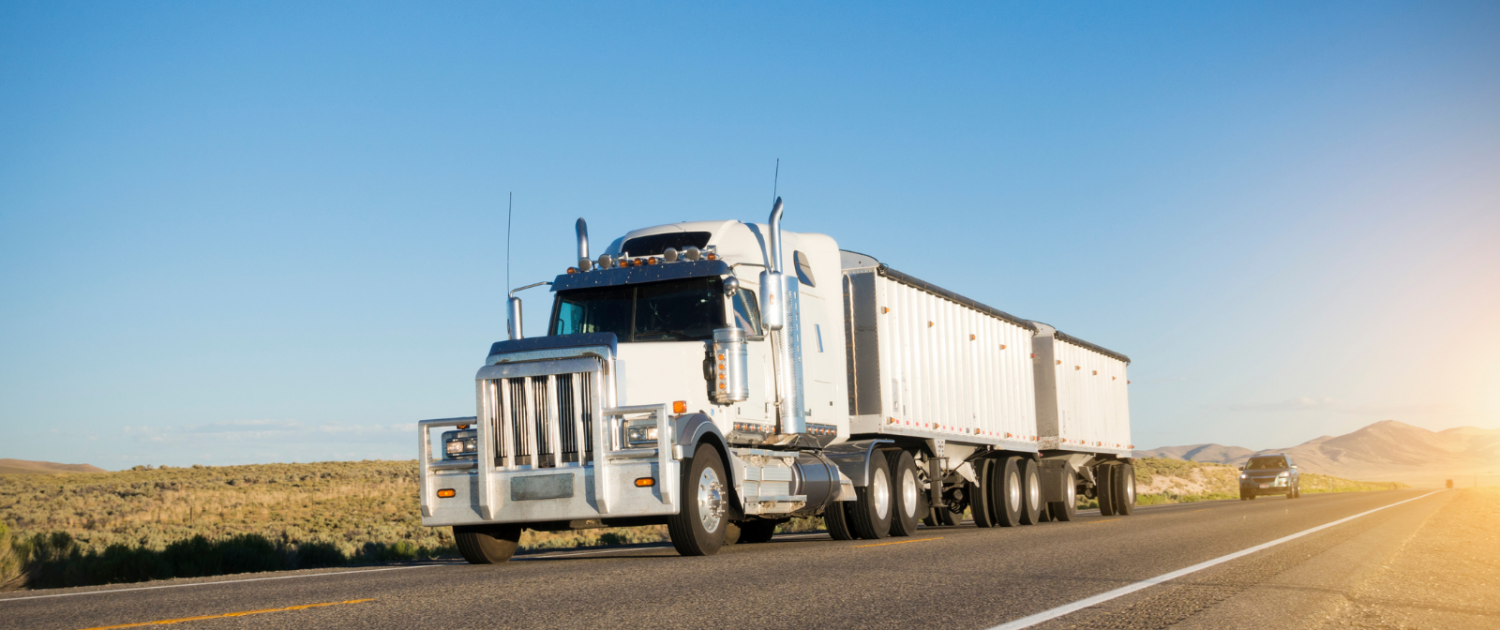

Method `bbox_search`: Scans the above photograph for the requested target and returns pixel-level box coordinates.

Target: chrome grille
[488,370,598,469]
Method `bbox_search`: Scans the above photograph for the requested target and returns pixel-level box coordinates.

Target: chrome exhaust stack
[507,296,524,340]
[506,281,552,341]
[758,197,806,438]
[576,218,593,271]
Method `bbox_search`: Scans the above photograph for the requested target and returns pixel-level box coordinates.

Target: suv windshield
[1246,457,1287,470]
[551,277,725,342]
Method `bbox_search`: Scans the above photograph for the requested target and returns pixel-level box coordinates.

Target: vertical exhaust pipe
[759,197,804,437]
[507,281,553,341]
[760,198,787,331]
[576,218,593,271]
[507,296,524,340]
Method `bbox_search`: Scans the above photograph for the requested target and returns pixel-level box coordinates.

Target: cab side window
[732,290,763,337]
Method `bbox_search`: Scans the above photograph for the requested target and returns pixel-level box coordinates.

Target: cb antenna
[506,192,513,294]
[772,158,780,203]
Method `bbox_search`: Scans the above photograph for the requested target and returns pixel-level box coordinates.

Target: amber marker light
[437,489,456,498]
[673,400,687,414]
[646,257,659,265]
[567,267,579,274]
[635,478,656,487]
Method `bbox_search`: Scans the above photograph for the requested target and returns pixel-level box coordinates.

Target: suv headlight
[1277,471,1291,478]
[624,419,659,447]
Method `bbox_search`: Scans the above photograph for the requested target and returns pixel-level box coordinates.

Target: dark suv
[1239,454,1301,500]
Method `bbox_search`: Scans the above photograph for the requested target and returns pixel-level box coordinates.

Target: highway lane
[0,489,1456,630]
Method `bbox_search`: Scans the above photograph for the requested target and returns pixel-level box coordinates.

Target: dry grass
[0,457,1406,590]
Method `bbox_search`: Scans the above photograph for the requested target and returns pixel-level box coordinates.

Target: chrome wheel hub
[1027,470,1040,511]
[697,467,725,533]
[873,468,891,520]
[1007,470,1021,513]
[901,468,918,518]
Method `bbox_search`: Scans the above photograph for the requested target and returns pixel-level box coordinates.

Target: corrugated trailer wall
[1032,325,1132,455]
[842,261,1039,452]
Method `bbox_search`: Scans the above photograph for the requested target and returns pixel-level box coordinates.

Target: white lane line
[0,564,449,603]
[987,490,1443,630]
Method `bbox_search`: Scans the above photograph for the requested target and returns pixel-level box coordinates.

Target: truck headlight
[625,420,659,447]
[441,429,478,459]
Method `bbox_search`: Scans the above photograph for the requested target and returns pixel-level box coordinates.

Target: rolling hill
[1138,420,1500,487]
[0,459,105,475]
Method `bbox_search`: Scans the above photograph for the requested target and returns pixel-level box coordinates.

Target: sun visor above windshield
[552,260,732,292]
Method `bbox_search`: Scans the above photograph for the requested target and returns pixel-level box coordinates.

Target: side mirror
[1238,465,1244,472]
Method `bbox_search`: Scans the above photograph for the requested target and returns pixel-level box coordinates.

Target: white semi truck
[418,199,1137,563]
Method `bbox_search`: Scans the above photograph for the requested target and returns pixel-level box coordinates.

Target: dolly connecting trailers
[418,199,1138,563]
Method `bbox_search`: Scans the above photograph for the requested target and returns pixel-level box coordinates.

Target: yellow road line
[854,537,942,548]
[1086,519,1121,525]
[78,599,375,630]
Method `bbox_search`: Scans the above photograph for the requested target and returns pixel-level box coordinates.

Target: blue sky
[2,2,1497,469]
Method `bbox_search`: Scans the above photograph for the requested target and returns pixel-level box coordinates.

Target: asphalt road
[0,489,1468,630]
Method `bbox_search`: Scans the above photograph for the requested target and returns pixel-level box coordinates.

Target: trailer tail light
[437,489,456,498]
[635,478,656,487]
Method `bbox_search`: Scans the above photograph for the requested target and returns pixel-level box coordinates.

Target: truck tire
[1038,501,1052,523]
[1113,463,1136,516]
[970,457,997,528]
[1047,467,1078,522]
[993,456,1024,527]
[887,450,922,537]
[1096,464,1117,517]
[738,520,778,544]
[849,452,894,539]
[824,502,857,540]
[453,524,522,564]
[666,445,729,556]
[1019,458,1044,525]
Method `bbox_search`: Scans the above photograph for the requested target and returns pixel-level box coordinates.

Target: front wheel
[453,524,523,564]
[666,445,729,556]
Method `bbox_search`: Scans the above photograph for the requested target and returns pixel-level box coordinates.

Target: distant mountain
[1137,421,1500,487]
[1133,443,1256,465]
[0,459,106,475]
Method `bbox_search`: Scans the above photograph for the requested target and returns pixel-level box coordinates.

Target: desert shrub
[293,541,346,569]
[1,522,23,588]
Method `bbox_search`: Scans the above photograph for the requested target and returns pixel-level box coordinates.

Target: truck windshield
[1246,457,1286,470]
[551,277,725,342]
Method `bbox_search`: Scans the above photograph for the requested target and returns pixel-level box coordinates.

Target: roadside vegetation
[0,457,1403,590]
